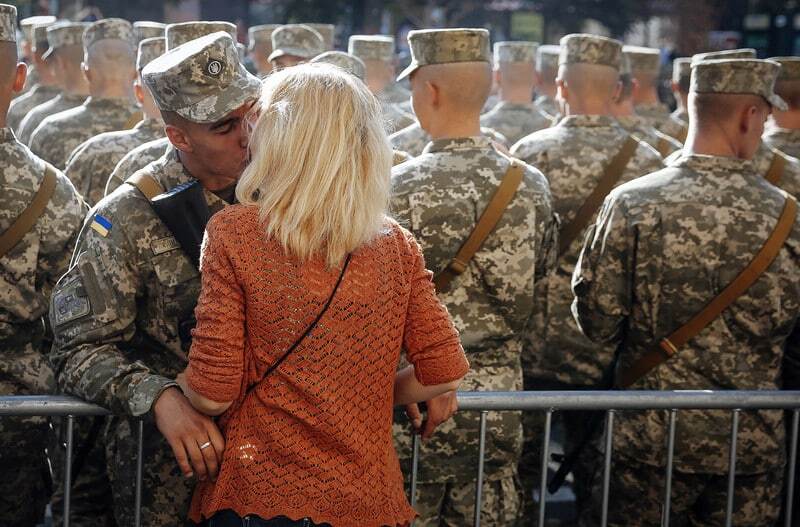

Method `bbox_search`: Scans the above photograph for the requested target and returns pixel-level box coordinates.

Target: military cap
[536,44,560,72]
[236,41,245,62]
[622,45,660,75]
[769,57,800,81]
[310,51,365,80]
[691,58,787,110]
[559,33,622,70]
[397,28,491,81]
[137,36,165,72]
[83,18,134,51]
[165,21,237,51]
[19,15,55,42]
[268,24,324,61]
[32,22,54,53]
[672,57,691,83]
[691,48,756,65]
[248,24,280,51]
[494,41,538,64]
[348,35,394,62]
[306,23,334,50]
[42,21,88,59]
[133,21,165,44]
[143,31,261,123]
[0,3,16,43]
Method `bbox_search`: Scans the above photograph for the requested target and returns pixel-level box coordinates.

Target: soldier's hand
[153,387,225,482]
[406,390,459,441]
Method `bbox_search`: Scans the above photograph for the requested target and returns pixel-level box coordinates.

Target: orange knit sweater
[186,205,469,526]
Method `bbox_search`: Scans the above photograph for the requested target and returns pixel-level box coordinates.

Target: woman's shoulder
[207,203,260,235]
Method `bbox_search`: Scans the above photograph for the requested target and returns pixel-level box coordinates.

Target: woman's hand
[405,390,458,440]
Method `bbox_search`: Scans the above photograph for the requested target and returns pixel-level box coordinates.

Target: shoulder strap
[433,161,525,293]
[558,136,639,257]
[765,150,787,186]
[618,195,798,388]
[0,162,58,259]
[655,136,672,158]
[123,111,143,130]
[125,171,165,201]
[665,123,688,144]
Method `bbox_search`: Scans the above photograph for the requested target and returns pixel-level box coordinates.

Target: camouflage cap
[559,33,622,70]
[348,35,394,62]
[397,28,491,81]
[84,18,134,51]
[268,24,324,61]
[769,57,800,81]
[494,41,538,64]
[165,21,237,51]
[32,22,55,53]
[536,44,560,72]
[248,24,280,51]
[137,36,165,72]
[306,23,334,50]
[143,31,261,123]
[42,21,89,59]
[133,21,165,44]
[672,57,691,84]
[236,41,245,62]
[691,48,756,65]
[0,3,16,43]
[310,51,365,80]
[691,58,787,110]
[19,15,55,42]
[622,45,660,75]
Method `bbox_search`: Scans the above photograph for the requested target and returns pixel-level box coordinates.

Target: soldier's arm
[49,205,176,416]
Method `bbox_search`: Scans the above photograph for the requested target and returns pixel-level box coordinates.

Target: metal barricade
[2,391,799,527]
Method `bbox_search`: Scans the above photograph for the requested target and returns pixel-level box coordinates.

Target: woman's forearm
[393,365,463,406]
[176,372,233,416]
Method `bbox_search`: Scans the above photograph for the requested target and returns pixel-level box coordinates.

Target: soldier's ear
[165,124,193,153]
[12,62,27,93]
[425,80,439,108]
[133,80,145,106]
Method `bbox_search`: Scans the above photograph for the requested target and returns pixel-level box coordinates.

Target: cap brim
[176,69,263,123]
[768,93,788,112]
[396,61,419,82]
[41,47,54,60]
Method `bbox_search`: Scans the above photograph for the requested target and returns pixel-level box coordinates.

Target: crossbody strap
[0,162,58,259]
[125,171,165,201]
[618,194,798,388]
[123,111,143,131]
[765,150,787,186]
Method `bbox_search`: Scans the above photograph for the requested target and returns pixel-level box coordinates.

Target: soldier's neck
[684,125,744,159]
[499,85,534,105]
[178,150,240,192]
[633,89,661,106]
[771,109,800,130]
[89,82,133,101]
[610,100,635,118]
[537,84,557,99]
[425,114,481,140]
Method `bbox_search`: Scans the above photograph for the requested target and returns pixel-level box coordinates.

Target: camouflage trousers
[411,475,522,526]
[0,413,50,526]
[582,456,783,526]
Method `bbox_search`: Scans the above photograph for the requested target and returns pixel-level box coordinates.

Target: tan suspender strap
[433,162,525,293]
[558,136,639,257]
[124,172,165,201]
[765,151,787,186]
[618,195,798,388]
[0,163,58,259]
[666,124,688,144]
[655,136,672,158]
[123,111,143,130]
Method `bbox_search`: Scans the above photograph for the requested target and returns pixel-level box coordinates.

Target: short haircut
[415,61,492,113]
[775,80,800,110]
[561,63,619,103]
[85,40,135,77]
[0,41,18,88]
[498,61,535,88]
[690,92,768,127]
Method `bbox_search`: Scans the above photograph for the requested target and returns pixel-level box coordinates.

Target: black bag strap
[245,253,352,396]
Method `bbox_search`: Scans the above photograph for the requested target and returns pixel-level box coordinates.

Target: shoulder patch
[150,236,180,256]
[90,214,112,237]
[52,275,91,326]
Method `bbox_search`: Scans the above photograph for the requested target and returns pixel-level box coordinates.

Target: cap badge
[206,59,223,76]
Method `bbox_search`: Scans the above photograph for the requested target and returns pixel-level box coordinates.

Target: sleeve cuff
[413,353,470,387]
[128,374,178,417]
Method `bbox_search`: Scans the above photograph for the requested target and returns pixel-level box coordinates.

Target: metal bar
[601,410,615,527]
[63,416,73,527]
[662,409,677,527]
[725,409,740,527]
[135,419,144,527]
[0,396,110,416]
[785,409,799,527]
[410,433,420,508]
[538,410,553,527]
[474,411,487,527]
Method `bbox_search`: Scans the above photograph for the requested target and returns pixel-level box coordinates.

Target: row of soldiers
[2,3,800,527]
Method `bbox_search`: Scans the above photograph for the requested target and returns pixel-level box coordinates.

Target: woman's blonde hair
[236,63,393,267]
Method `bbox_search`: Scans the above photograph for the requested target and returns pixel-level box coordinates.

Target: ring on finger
[199,441,212,450]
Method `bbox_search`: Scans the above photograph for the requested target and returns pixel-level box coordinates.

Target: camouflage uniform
[165,21,236,50]
[269,24,324,63]
[310,50,366,79]
[482,102,553,145]
[616,114,682,157]
[49,32,261,527]
[8,83,60,132]
[248,24,280,77]
[660,58,691,143]
[624,45,670,130]
[391,123,508,157]
[534,45,560,122]
[105,137,170,197]
[18,92,86,145]
[763,127,800,159]
[133,21,165,44]
[17,16,55,95]
[573,57,797,527]
[634,101,671,129]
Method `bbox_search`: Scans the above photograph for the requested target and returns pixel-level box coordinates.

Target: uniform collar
[83,96,135,110]
[494,101,536,111]
[672,153,755,174]
[765,126,800,138]
[135,118,165,134]
[558,114,619,128]
[615,114,649,129]
[0,127,16,144]
[423,136,494,155]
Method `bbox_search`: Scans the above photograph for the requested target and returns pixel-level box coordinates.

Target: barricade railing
[2,391,799,527]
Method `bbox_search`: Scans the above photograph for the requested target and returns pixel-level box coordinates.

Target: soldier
[7,20,59,131]
[0,5,85,524]
[248,23,280,77]
[29,18,139,169]
[533,44,560,121]
[17,22,89,144]
[165,20,236,50]
[348,35,415,131]
[307,22,335,50]
[763,56,800,159]
[390,28,557,526]
[481,41,553,145]
[390,119,509,158]
[269,23,324,70]
[612,52,682,157]
[660,57,691,143]
[624,45,670,129]
[133,21,165,44]
[573,58,799,526]
[17,15,56,95]
[65,37,166,205]
[510,33,663,514]
[49,31,261,526]
[310,50,365,78]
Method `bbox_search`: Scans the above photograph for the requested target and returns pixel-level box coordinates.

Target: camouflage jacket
[390,136,557,482]
[49,146,230,417]
[65,119,164,206]
[635,101,672,130]
[29,96,140,169]
[7,84,60,132]
[389,123,509,157]
[379,82,411,106]
[660,108,689,143]
[105,137,170,197]
[381,100,415,135]
[1,127,85,392]
[480,101,553,145]
[534,94,559,122]
[763,127,800,159]
[616,114,682,157]
[511,114,664,385]
[17,93,87,145]
[572,153,800,474]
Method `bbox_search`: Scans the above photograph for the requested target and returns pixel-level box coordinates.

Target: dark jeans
[208,510,332,527]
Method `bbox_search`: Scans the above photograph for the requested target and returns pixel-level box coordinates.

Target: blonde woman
[177,63,469,527]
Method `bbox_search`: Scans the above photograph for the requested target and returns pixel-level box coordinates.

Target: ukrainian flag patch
[90,214,112,237]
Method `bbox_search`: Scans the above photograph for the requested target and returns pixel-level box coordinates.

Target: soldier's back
[616,114,682,158]
[105,136,170,197]
[17,93,86,145]
[381,100,415,133]
[534,94,559,122]
[390,122,508,157]
[752,142,800,198]
[635,101,672,130]
[480,101,553,145]
[7,84,60,132]
[763,127,800,159]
